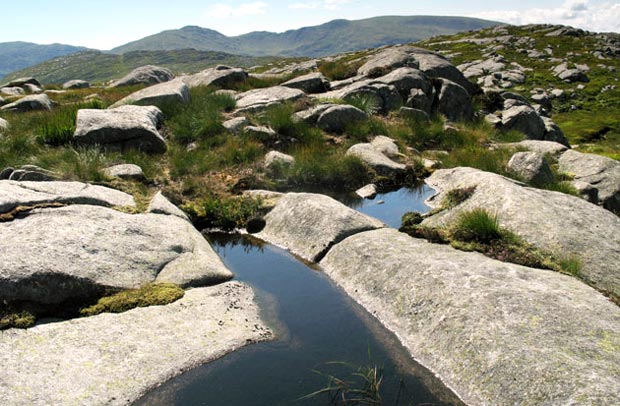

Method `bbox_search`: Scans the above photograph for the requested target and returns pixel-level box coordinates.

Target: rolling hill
[111,16,500,57]
[2,49,292,85]
[0,42,88,79]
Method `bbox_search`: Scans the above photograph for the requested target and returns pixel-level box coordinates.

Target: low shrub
[79,283,184,317]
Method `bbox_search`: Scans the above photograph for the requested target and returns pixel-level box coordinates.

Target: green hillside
[2,49,294,85]
[111,16,499,57]
[0,42,87,79]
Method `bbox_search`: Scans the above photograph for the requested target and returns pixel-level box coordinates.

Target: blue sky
[1,0,618,49]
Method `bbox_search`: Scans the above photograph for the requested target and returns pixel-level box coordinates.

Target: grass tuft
[451,208,502,244]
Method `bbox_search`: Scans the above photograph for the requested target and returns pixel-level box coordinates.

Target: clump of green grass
[452,208,502,244]
[278,147,374,191]
[442,186,476,209]
[318,60,363,81]
[182,194,264,231]
[347,94,381,115]
[0,311,36,330]
[79,283,184,317]
[255,103,323,146]
[301,361,388,405]
[37,100,106,146]
[164,87,235,145]
[441,145,513,177]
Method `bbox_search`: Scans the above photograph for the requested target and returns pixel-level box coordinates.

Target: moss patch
[79,283,185,317]
[0,311,36,330]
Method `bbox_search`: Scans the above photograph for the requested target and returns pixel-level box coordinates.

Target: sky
[0,0,618,50]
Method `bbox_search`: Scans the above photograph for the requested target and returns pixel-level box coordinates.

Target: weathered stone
[103,164,145,180]
[108,65,174,88]
[0,87,24,96]
[541,116,570,146]
[506,151,555,185]
[223,116,249,133]
[234,86,305,113]
[370,135,400,158]
[458,57,505,78]
[0,117,8,132]
[316,104,367,133]
[0,282,271,406]
[2,77,41,88]
[281,72,330,93]
[110,79,190,108]
[0,180,135,214]
[256,193,385,261]
[558,69,589,83]
[501,105,546,139]
[320,228,620,406]
[357,48,418,77]
[355,184,377,199]
[8,165,57,182]
[484,113,502,127]
[147,191,190,221]
[346,143,407,177]
[407,88,434,113]
[244,125,276,139]
[559,149,620,212]
[509,140,569,157]
[23,83,43,94]
[436,79,474,122]
[182,66,248,89]
[411,48,477,95]
[264,151,295,171]
[0,94,53,112]
[424,167,620,296]
[374,67,432,99]
[0,167,13,180]
[74,105,166,153]
[0,204,232,304]
[62,79,90,90]
[318,80,402,113]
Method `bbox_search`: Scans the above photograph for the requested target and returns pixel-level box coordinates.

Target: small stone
[103,164,145,180]
[355,184,378,199]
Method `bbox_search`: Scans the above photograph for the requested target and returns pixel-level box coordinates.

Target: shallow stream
[135,185,463,405]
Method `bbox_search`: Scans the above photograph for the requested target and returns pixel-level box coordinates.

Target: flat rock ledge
[320,228,620,406]
[0,282,272,406]
[256,192,385,262]
[423,167,620,297]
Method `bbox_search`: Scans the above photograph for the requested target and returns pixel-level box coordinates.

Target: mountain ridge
[0,42,88,79]
[110,15,500,57]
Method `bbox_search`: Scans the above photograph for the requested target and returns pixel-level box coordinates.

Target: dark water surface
[135,185,462,406]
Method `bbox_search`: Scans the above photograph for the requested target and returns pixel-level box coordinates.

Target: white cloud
[472,0,620,33]
[289,0,352,11]
[205,2,268,18]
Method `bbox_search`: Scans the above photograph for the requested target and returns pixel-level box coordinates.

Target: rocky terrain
[0,23,619,405]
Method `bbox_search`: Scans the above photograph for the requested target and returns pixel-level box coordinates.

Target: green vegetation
[79,283,185,317]
[0,311,36,330]
[302,361,391,405]
[400,207,582,277]
[182,195,265,231]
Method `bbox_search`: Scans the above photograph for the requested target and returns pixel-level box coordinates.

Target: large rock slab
[110,79,189,108]
[558,149,620,212]
[281,72,330,93]
[234,86,305,113]
[62,79,90,90]
[509,139,569,157]
[73,105,166,153]
[357,48,417,77]
[0,180,135,214]
[501,105,546,139]
[0,94,52,112]
[316,104,367,133]
[0,204,232,304]
[346,143,407,177]
[436,79,474,122]
[320,228,620,406]
[423,167,620,296]
[182,66,248,89]
[374,67,433,99]
[0,282,271,406]
[108,65,174,88]
[256,192,385,261]
[318,79,402,113]
[2,77,41,88]
[506,151,554,185]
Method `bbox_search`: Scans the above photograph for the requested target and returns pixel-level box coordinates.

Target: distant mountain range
[0,42,88,79]
[1,15,500,84]
[111,16,499,57]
